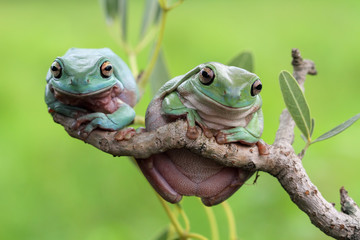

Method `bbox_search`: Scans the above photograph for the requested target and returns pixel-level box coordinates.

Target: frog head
[189,62,262,108]
[46,48,124,96]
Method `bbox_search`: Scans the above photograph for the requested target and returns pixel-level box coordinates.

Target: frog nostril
[87,79,90,83]
[69,79,73,85]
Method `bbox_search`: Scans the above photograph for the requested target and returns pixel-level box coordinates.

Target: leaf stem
[221,201,238,240]
[138,0,184,92]
[138,10,167,91]
[185,233,208,240]
[156,194,185,238]
[176,203,190,232]
[133,115,145,126]
[134,27,158,54]
[166,224,176,240]
[166,0,184,11]
[129,51,139,78]
[299,140,311,159]
[201,200,219,240]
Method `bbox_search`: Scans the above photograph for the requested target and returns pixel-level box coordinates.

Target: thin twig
[185,233,208,240]
[222,201,238,240]
[201,199,219,240]
[175,203,190,232]
[137,8,168,91]
[137,0,184,92]
[133,115,145,126]
[156,194,185,238]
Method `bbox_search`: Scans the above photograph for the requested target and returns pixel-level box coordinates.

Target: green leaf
[279,70,312,140]
[101,0,127,40]
[118,0,128,40]
[150,49,170,95]
[228,51,254,72]
[310,118,315,137]
[300,134,307,143]
[312,113,360,144]
[101,0,118,23]
[139,0,161,39]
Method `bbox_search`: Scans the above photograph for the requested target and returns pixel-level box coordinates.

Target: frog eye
[199,67,215,85]
[100,61,113,78]
[251,79,262,96]
[50,61,62,78]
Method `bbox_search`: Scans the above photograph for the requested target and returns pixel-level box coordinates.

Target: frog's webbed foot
[74,112,120,135]
[256,139,269,155]
[214,131,228,144]
[114,127,136,141]
[186,125,199,140]
[215,129,269,155]
[215,127,259,145]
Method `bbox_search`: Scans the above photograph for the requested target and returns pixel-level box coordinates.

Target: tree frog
[45,48,139,136]
[137,62,267,206]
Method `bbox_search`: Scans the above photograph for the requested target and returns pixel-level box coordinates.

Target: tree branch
[51,49,360,239]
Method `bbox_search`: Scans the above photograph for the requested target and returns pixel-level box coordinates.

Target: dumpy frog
[45,48,139,136]
[137,62,266,206]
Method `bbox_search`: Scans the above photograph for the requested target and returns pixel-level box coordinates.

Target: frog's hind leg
[136,154,182,204]
[201,169,254,206]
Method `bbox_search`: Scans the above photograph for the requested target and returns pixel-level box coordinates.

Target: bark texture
[51,49,360,239]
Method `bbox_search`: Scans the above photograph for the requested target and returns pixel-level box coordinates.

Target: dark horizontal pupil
[256,84,262,90]
[51,66,59,71]
[104,65,112,71]
[202,70,210,78]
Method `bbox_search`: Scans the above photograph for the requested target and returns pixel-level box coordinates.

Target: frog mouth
[52,83,122,114]
[51,84,115,98]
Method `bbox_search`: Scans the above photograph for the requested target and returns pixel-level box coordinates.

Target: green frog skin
[137,62,266,206]
[45,48,139,135]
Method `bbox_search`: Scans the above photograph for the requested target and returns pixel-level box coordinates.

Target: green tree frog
[45,48,139,136]
[137,62,267,206]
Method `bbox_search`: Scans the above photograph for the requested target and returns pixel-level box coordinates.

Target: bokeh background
[1,0,360,239]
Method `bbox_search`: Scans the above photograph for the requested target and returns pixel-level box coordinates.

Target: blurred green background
[1,0,360,239]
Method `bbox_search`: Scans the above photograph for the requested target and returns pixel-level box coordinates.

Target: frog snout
[223,88,241,105]
[68,78,90,86]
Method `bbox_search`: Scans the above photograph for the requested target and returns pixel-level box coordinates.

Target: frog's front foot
[74,112,120,135]
[185,111,213,140]
[185,123,213,140]
[256,139,269,155]
[197,122,213,138]
[214,128,260,146]
[115,127,136,141]
[186,125,199,140]
[215,131,227,144]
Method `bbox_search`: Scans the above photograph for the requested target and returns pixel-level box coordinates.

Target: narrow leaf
[101,0,118,24]
[139,0,161,39]
[279,71,312,140]
[228,51,254,72]
[310,118,315,137]
[312,113,360,144]
[118,0,128,41]
[300,134,307,142]
[149,49,170,95]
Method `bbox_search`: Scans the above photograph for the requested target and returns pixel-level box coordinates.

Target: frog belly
[137,149,252,206]
[138,98,253,206]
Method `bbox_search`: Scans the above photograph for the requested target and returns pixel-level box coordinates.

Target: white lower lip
[53,85,114,98]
